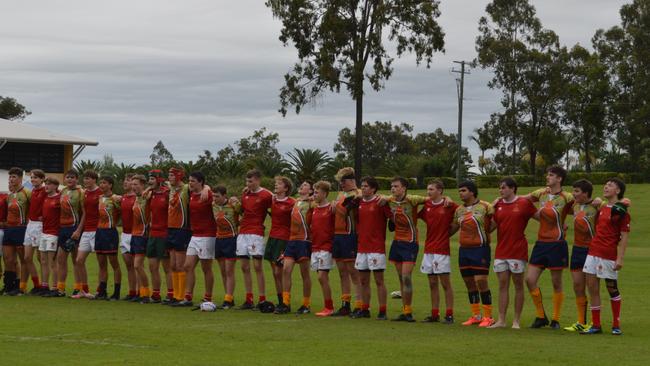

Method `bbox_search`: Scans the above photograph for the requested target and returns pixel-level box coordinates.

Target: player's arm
[615,231,629,270]
[449,221,459,236]
[199,185,211,202]
[73,201,85,240]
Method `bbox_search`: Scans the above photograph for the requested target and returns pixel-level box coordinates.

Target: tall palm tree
[286,148,332,183]
[73,159,103,174]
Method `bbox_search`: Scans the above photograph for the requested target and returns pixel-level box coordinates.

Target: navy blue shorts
[130,235,148,256]
[215,236,237,260]
[167,228,192,252]
[2,227,26,246]
[332,234,357,261]
[529,241,568,270]
[570,245,589,272]
[95,228,118,254]
[284,240,311,262]
[458,246,491,277]
[388,240,419,263]
[58,226,77,249]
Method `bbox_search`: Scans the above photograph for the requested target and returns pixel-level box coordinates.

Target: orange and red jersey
[168,184,190,230]
[83,187,102,232]
[0,193,7,226]
[60,187,83,227]
[493,196,537,260]
[572,202,599,247]
[28,185,46,221]
[588,204,631,261]
[42,193,61,236]
[311,203,334,252]
[7,187,31,227]
[149,188,169,238]
[418,199,459,255]
[190,190,216,237]
[269,196,295,240]
[530,188,574,242]
[333,190,360,235]
[213,200,241,239]
[357,195,388,254]
[289,199,313,241]
[385,194,427,243]
[132,195,150,237]
[120,193,136,234]
[239,188,273,236]
[454,200,494,247]
[98,195,120,230]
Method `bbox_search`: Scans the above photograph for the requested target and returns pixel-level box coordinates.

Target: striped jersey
[572,202,599,247]
[168,184,190,230]
[132,195,150,237]
[60,187,84,228]
[531,188,574,242]
[98,195,121,229]
[289,199,313,241]
[454,200,494,247]
[213,200,241,239]
[7,187,31,227]
[333,189,360,235]
[385,194,427,243]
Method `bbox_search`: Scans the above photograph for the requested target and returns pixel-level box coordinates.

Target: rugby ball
[200,301,217,312]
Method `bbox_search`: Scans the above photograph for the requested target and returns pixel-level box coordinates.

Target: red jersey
[190,190,216,237]
[149,189,169,238]
[269,196,295,240]
[239,188,273,236]
[357,196,388,254]
[28,185,46,221]
[83,187,102,232]
[310,203,334,252]
[120,193,136,234]
[493,196,537,261]
[418,199,459,255]
[0,193,7,226]
[42,193,61,236]
[588,205,631,261]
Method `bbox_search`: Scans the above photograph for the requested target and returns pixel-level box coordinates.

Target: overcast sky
[0,0,629,167]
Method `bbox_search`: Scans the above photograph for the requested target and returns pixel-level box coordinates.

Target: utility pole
[452,60,470,183]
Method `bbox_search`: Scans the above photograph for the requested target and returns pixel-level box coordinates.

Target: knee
[605,279,620,297]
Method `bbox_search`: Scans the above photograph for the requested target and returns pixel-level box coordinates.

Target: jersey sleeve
[407,194,427,206]
[620,213,631,233]
[529,188,545,202]
[525,199,537,218]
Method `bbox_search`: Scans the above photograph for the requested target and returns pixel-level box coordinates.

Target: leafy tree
[287,148,332,183]
[234,127,282,164]
[149,141,175,168]
[266,0,446,176]
[0,96,31,121]
[73,159,103,174]
[469,127,498,174]
[249,155,290,177]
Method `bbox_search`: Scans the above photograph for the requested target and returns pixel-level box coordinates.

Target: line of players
[0,165,629,335]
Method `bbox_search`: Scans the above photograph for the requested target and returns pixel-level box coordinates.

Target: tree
[149,141,175,168]
[287,148,332,183]
[266,0,446,177]
[73,159,103,174]
[234,127,282,164]
[469,127,498,174]
[0,96,31,121]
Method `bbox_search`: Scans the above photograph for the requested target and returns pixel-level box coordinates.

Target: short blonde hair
[314,180,331,194]
[335,167,355,182]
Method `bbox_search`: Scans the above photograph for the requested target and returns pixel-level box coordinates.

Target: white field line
[0,333,152,349]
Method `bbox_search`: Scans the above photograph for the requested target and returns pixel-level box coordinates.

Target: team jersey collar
[502,195,518,204]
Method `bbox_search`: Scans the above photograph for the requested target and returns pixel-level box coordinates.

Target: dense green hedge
[473,172,630,189]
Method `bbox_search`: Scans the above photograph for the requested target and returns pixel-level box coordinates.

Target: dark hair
[360,176,379,193]
[65,169,79,178]
[30,169,45,179]
[607,178,626,199]
[391,176,409,189]
[100,176,114,187]
[246,169,261,179]
[190,171,205,185]
[83,170,99,180]
[214,185,227,196]
[8,167,23,177]
[572,179,593,198]
[499,177,518,193]
[302,180,314,195]
[547,165,567,185]
[428,179,444,192]
[459,180,478,197]
[125,173,135,180]
[44,177,60,186]
[274,176,293,194]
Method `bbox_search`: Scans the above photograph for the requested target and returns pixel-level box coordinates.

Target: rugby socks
[576,296,588,324]
[57,282,66,292]
[113,283,121,298]
[152,289,161,300]
[74,282,82,292]
[178,272,187,300]
[172,272,180,299]
[446,308,453,317]
[184,292,193,301]
[354,299,363,310]
[403,305,413,315]
[591,306,601,328]
[529,288,546,318]
[611,295,621,328]
[277,293,283,305]
[341,294,351,309]
[282,292,291,306]
[41,282,49,290]
[246,292,254,304]
[31,276,40,288]
[258,295,266,303]
[128,290,137,297]
[203,293,212,302]
[379,305,387,314]
[4,272,17,291]
[302,297,311,308]
[166,288,174,300]
[468,291,480,316]
[480,291,493,318]
[140,286,150,298]
[552,291,564,322]
[98,281,108,295]
[82,283,90,293]
[432,308,440,318]
[224,294,234,303]
[19,281,27,293]
[324,298,334,310]
[362,303,370,311]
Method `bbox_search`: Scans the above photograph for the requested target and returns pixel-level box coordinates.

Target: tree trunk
[585,142,592,173]
[355,93,363,181]
[530,149,537,179]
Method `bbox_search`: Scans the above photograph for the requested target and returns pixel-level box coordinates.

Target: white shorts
[310,250,333,271]
[187,236,216,260]
[355,252,387,271]
[0,229,4,256]
[79,231,96,252]
[583,255,618,280]
[120,233,132,254]
[24,221,43,247]
[236,234,265,257]
[420,253,451,275]
[39,234,58,252]
[493,259,526,274]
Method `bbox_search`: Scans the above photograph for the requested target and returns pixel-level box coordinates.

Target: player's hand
[621,198,631,207]
[443,196,454,207]
[143,190,152,200]
[242,186,250,194]
[491,198,499,207]
[113,194,123,203]
[563,224,568,233]
[377,197,388,207]
[228,196,239,205]
[591,197,603,207]
[71,231,81,240]
[615,258,623,271]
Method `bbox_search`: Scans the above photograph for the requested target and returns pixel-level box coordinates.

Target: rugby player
[55,169,84,297]
[147,170,172,303]
[39,177,61,296]
[130,174,151,303]
[450,180,495,327]
[94,176,122,300]
[23,169,45,294]
[72,170,101,299]
[0,190,7,288]
[212,185,240,309]
[309,181,335,317]
[3,167,30,296]
[119,174,138,301]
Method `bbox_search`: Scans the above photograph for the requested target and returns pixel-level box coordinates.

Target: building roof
[0,118,98,146]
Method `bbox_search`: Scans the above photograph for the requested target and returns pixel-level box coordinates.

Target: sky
[0,0,630,167]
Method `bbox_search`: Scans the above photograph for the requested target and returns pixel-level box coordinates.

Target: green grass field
[1,185,648,365]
